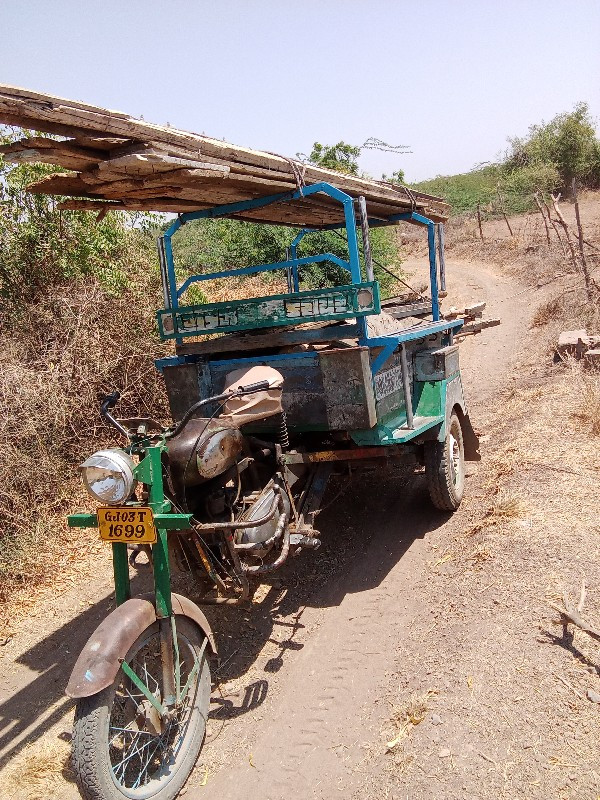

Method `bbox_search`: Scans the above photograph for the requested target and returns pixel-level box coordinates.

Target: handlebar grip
[101,391,120,412]
[237,380,271,394]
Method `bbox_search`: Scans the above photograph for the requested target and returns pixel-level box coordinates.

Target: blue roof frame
[156,181,443,351]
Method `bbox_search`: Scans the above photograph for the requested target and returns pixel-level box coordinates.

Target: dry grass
[0,246,281,626]
[573,369,600,436]
[381,690,437,774]
[0,272,170,612]
[532,296,563,327]
[3,736,74,800]
[490,490,527,519]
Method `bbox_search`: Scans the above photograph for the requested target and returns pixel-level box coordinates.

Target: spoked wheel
[72,618,210,800]
[425,412,465,511]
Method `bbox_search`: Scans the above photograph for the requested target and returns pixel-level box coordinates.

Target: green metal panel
[157,282,380,340]
[112,543,131,605]
[349,377,449,446]
[146,446,172,618]
[68,512,98,528]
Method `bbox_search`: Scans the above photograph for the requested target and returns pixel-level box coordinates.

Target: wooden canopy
[0,84,449,227]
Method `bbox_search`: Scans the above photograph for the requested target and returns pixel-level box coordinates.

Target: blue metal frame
[368,319,464,375]
[176,253,351,299]
[157,181,450,370]
[159,182,364,344]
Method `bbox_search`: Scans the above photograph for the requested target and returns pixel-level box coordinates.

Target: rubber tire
[72,617,211,800]
[425,412,465,511]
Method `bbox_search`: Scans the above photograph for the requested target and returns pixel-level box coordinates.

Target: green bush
[169,216,402,298]
[506,102,600,191]
[413,102,600,215]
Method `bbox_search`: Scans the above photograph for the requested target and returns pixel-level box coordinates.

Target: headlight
[79,449,136,506]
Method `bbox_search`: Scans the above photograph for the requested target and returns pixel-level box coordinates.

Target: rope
[330,229,427,300]
[264,153,307,194]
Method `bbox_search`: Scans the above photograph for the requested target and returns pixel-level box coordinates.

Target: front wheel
[72,617,210,800]
[425,412,465,511]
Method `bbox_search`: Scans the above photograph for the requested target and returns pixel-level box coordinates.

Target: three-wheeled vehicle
[67,181,478,799]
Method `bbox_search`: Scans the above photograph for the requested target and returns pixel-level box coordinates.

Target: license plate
[97,507,157,544]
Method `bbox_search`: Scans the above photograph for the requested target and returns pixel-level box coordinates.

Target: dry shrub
[491,490,527,519]
[532,296,563,327]
[0,265,170,603]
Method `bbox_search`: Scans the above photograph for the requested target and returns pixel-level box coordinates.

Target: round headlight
[79,449,136,506]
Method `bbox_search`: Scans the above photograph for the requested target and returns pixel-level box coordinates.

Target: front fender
[441,375,480,462]
[66,594,216,699]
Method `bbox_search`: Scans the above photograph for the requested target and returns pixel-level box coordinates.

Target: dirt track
[195,259,529,799]
[0,254,530,800]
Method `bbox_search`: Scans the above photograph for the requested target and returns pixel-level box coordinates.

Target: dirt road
[0,256,530,800]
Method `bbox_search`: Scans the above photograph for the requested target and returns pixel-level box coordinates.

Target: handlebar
[165,380,274,440]
[100,391,130,438]
[99,381,274,441]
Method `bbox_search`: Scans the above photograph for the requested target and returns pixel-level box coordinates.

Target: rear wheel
[72,617,210,800]
[425,412,465,511]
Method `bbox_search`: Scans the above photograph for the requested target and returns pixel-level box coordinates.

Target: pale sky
[2,0,599,182]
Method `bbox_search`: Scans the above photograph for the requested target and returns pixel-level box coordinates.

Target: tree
[308,141,361,175]
[506,102,600,192]
[382,168,406,185]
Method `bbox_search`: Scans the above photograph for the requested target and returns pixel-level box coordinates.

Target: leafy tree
[308,141,361,175]
[382,168,406,185]
[505,102,600,191]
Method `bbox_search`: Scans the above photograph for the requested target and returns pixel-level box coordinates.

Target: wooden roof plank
[0,84,449,222]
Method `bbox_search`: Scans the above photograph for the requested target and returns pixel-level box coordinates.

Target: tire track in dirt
[198,258,530,800]
[206,482,434,800]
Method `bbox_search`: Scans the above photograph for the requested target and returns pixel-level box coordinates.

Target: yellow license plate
[97,507,157,544]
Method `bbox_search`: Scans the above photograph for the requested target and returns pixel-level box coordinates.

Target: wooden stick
[476,203,484,240]
[577,578,586,614]
[534,193,551,246]
[549,587,600,643]
[571,179,593,299]
[496,185,513,237]
[542,198,568,257]
[551,193,579,271]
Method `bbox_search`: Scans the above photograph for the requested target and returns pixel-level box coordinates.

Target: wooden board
[174,323,360,357]
[0,83,450,225]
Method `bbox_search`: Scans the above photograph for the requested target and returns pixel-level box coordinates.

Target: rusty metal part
[223,530,250,600]
[289,533,321,550]
[283,445,418,465]
[191,534,227,591]
[234,510,287,551]
[159,617,176,707]
[66,594,216,699]
[170,593,217,653]
[66,598,157,698]
[194,491,280,532]
[242,512,290,575]
[295,463,332,531]
[167,418,243,493]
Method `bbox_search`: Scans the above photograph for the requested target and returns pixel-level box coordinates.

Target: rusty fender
[66,594,216,699]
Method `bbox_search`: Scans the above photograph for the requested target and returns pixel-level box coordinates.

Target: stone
[439,747,452,758]
[583,348,600,367]
[431,714,443,725]
[586,688,600,703]
[557,329,590,359]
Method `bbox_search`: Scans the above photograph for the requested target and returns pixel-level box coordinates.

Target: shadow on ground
[0,465,449,769]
